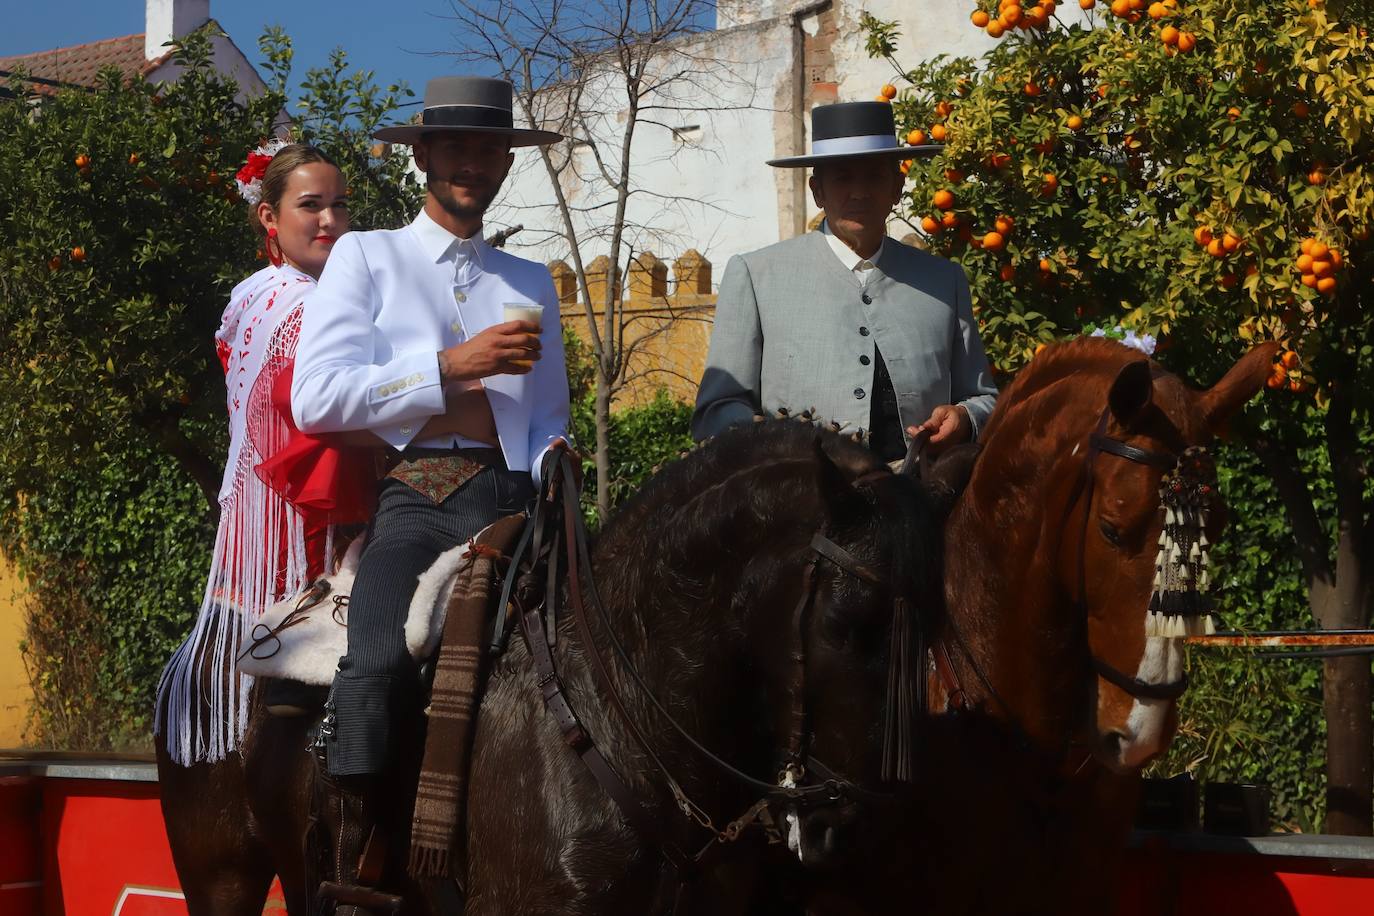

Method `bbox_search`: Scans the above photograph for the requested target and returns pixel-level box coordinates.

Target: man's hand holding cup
[438,303,544,380]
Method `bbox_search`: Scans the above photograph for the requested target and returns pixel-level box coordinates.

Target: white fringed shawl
[156,264,325,766]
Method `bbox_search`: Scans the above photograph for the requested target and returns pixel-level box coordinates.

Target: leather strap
[809,533,882,584]
[1091,655,1189,701]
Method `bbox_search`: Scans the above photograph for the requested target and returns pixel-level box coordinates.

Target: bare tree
[443,0,755,520]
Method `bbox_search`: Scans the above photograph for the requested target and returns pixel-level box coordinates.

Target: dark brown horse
[802,337,1276,916]
[162,420,949,914]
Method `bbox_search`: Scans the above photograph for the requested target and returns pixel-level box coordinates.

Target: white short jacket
[291,210,570,485]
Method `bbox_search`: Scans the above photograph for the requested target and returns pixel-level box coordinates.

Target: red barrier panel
[0,775,43,916]
[37,777,187,916]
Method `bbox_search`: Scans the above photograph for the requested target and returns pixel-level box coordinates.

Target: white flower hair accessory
[1089,324,1157,357]
[233,138,290,205]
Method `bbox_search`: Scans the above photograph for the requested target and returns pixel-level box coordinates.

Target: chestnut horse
[800,338,1276,916]
[161,420,948,914]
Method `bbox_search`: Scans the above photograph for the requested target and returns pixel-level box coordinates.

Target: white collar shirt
[821,219,885,288]
[408,209,496,450]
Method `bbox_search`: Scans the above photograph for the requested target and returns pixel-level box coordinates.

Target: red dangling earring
[265,227,284,267]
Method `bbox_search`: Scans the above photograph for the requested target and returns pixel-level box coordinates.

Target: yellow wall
[0,553,32,745]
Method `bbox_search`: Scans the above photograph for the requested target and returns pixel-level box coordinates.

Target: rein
[516,452,911,885]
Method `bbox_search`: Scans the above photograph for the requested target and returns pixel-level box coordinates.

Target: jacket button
[454,290,467,303]
[854,387,866,399]
[859,355,871,366]
[450,321,462,333]
[861,293,872,305]
[859,326,870,336]
[400,426,413,436]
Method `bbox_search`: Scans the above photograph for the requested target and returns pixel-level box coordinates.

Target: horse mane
[982,337,1153,438]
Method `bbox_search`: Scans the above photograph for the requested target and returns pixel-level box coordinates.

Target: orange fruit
[1025,6,1049,26]
[1312,260,1333,278]
[987,19,1006,36]
[921,216,942,234]
[945,168,965,182]
[1280,350,1300,369]
[1160,25,1181,45]
[1300,238,1315,255]
[1040,173,1059,196]
[74,154,90,168]
[900,160,911,175]
[1300,273,1318,288]
[1309,240,1329,259]
[1291,101,1309,118]
[128,153,140,165]
[1289,378,1308,393]
[1265,375,1284,390]
[1024,82,1041,96]
[995,215,1015,234]
[1111,0,1131,14]
[930,124,948,142]
[1222,233,1242,253]
[1194,226,1213,246]
[1177,32,1196,52]
[1036,342,1049,354]
[1067,114,1084,130]
[1080,0,1096,7]
[1226,106,1241,120]
[1207,238,1227,258]
[1219,273,1238,288]
[1003,4,1024,24]
[1296,254,1314,272]
[876,95,890,102]
[1307,167,1326,185]
[881,84,898,100]
[1097,84,1109,99]
[1148,1,1169,17]
[1316,276,1336,294]
[1328,248,1343,269]
[942,210,960,229]
[48,255,62,271]
[71,246,86,262]
[983,231,1007,251]
[1039,258,1053,272]
[933,189,956,210]
[972,9,991,26]
[908,128,929,145]
[936,101,954,118]
[999,263,1017,282]
[1271,364,1288,382]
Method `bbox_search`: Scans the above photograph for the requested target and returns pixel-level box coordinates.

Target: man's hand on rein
[907,404,971,458]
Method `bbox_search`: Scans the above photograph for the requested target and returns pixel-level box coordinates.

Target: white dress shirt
[291,208,570,484]
[821,219,885,288]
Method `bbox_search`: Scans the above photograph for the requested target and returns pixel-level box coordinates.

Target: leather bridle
[935,403,1206,730]
[510,453,914,885]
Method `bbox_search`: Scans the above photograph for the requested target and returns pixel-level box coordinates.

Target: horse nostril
[1101,729,1128,759]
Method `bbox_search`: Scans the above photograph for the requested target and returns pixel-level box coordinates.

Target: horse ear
[1108,359,1154,425]
[1197,341,1279,433]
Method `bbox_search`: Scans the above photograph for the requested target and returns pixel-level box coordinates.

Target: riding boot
[311,769,402,916]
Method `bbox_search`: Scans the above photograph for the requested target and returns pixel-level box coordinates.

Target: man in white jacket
[291,77,570,793]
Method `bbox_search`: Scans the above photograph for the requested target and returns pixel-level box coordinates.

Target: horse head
[598,420,943,872]
[944,338,1275,774]
[1070,342,1275,770]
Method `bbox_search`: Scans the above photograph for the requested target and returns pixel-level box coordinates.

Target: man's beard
[429,174,497,221]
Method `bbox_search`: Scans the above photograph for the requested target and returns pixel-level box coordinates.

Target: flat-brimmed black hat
[767,101,941,168]
[372,76,562,147]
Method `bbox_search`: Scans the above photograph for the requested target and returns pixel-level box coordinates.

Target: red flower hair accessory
[234,138,289,205]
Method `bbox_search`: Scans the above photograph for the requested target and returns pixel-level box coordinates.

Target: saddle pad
[238,535,476,686]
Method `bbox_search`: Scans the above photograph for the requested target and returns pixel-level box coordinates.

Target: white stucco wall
[486,15,797,277]
[485,0,1005,282]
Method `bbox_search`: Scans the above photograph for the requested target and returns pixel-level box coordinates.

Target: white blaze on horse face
[1114,635,1184,769]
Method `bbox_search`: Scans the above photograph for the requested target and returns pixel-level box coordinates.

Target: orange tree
[864,0,1373,833]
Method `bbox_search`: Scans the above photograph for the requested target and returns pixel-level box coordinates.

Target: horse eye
[1099,520,1122,546]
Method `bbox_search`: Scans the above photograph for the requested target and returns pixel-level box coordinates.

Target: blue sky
[4,2,484,104]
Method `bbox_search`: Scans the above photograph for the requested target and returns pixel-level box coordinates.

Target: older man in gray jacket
[693,101,996,461]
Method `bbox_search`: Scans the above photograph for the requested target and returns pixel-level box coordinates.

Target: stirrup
[316,828,403,915]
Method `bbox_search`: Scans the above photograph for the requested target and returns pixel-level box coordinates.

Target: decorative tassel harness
[1145,445,1219,638]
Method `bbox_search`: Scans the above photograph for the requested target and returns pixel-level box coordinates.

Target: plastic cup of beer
[503,302,543,369]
